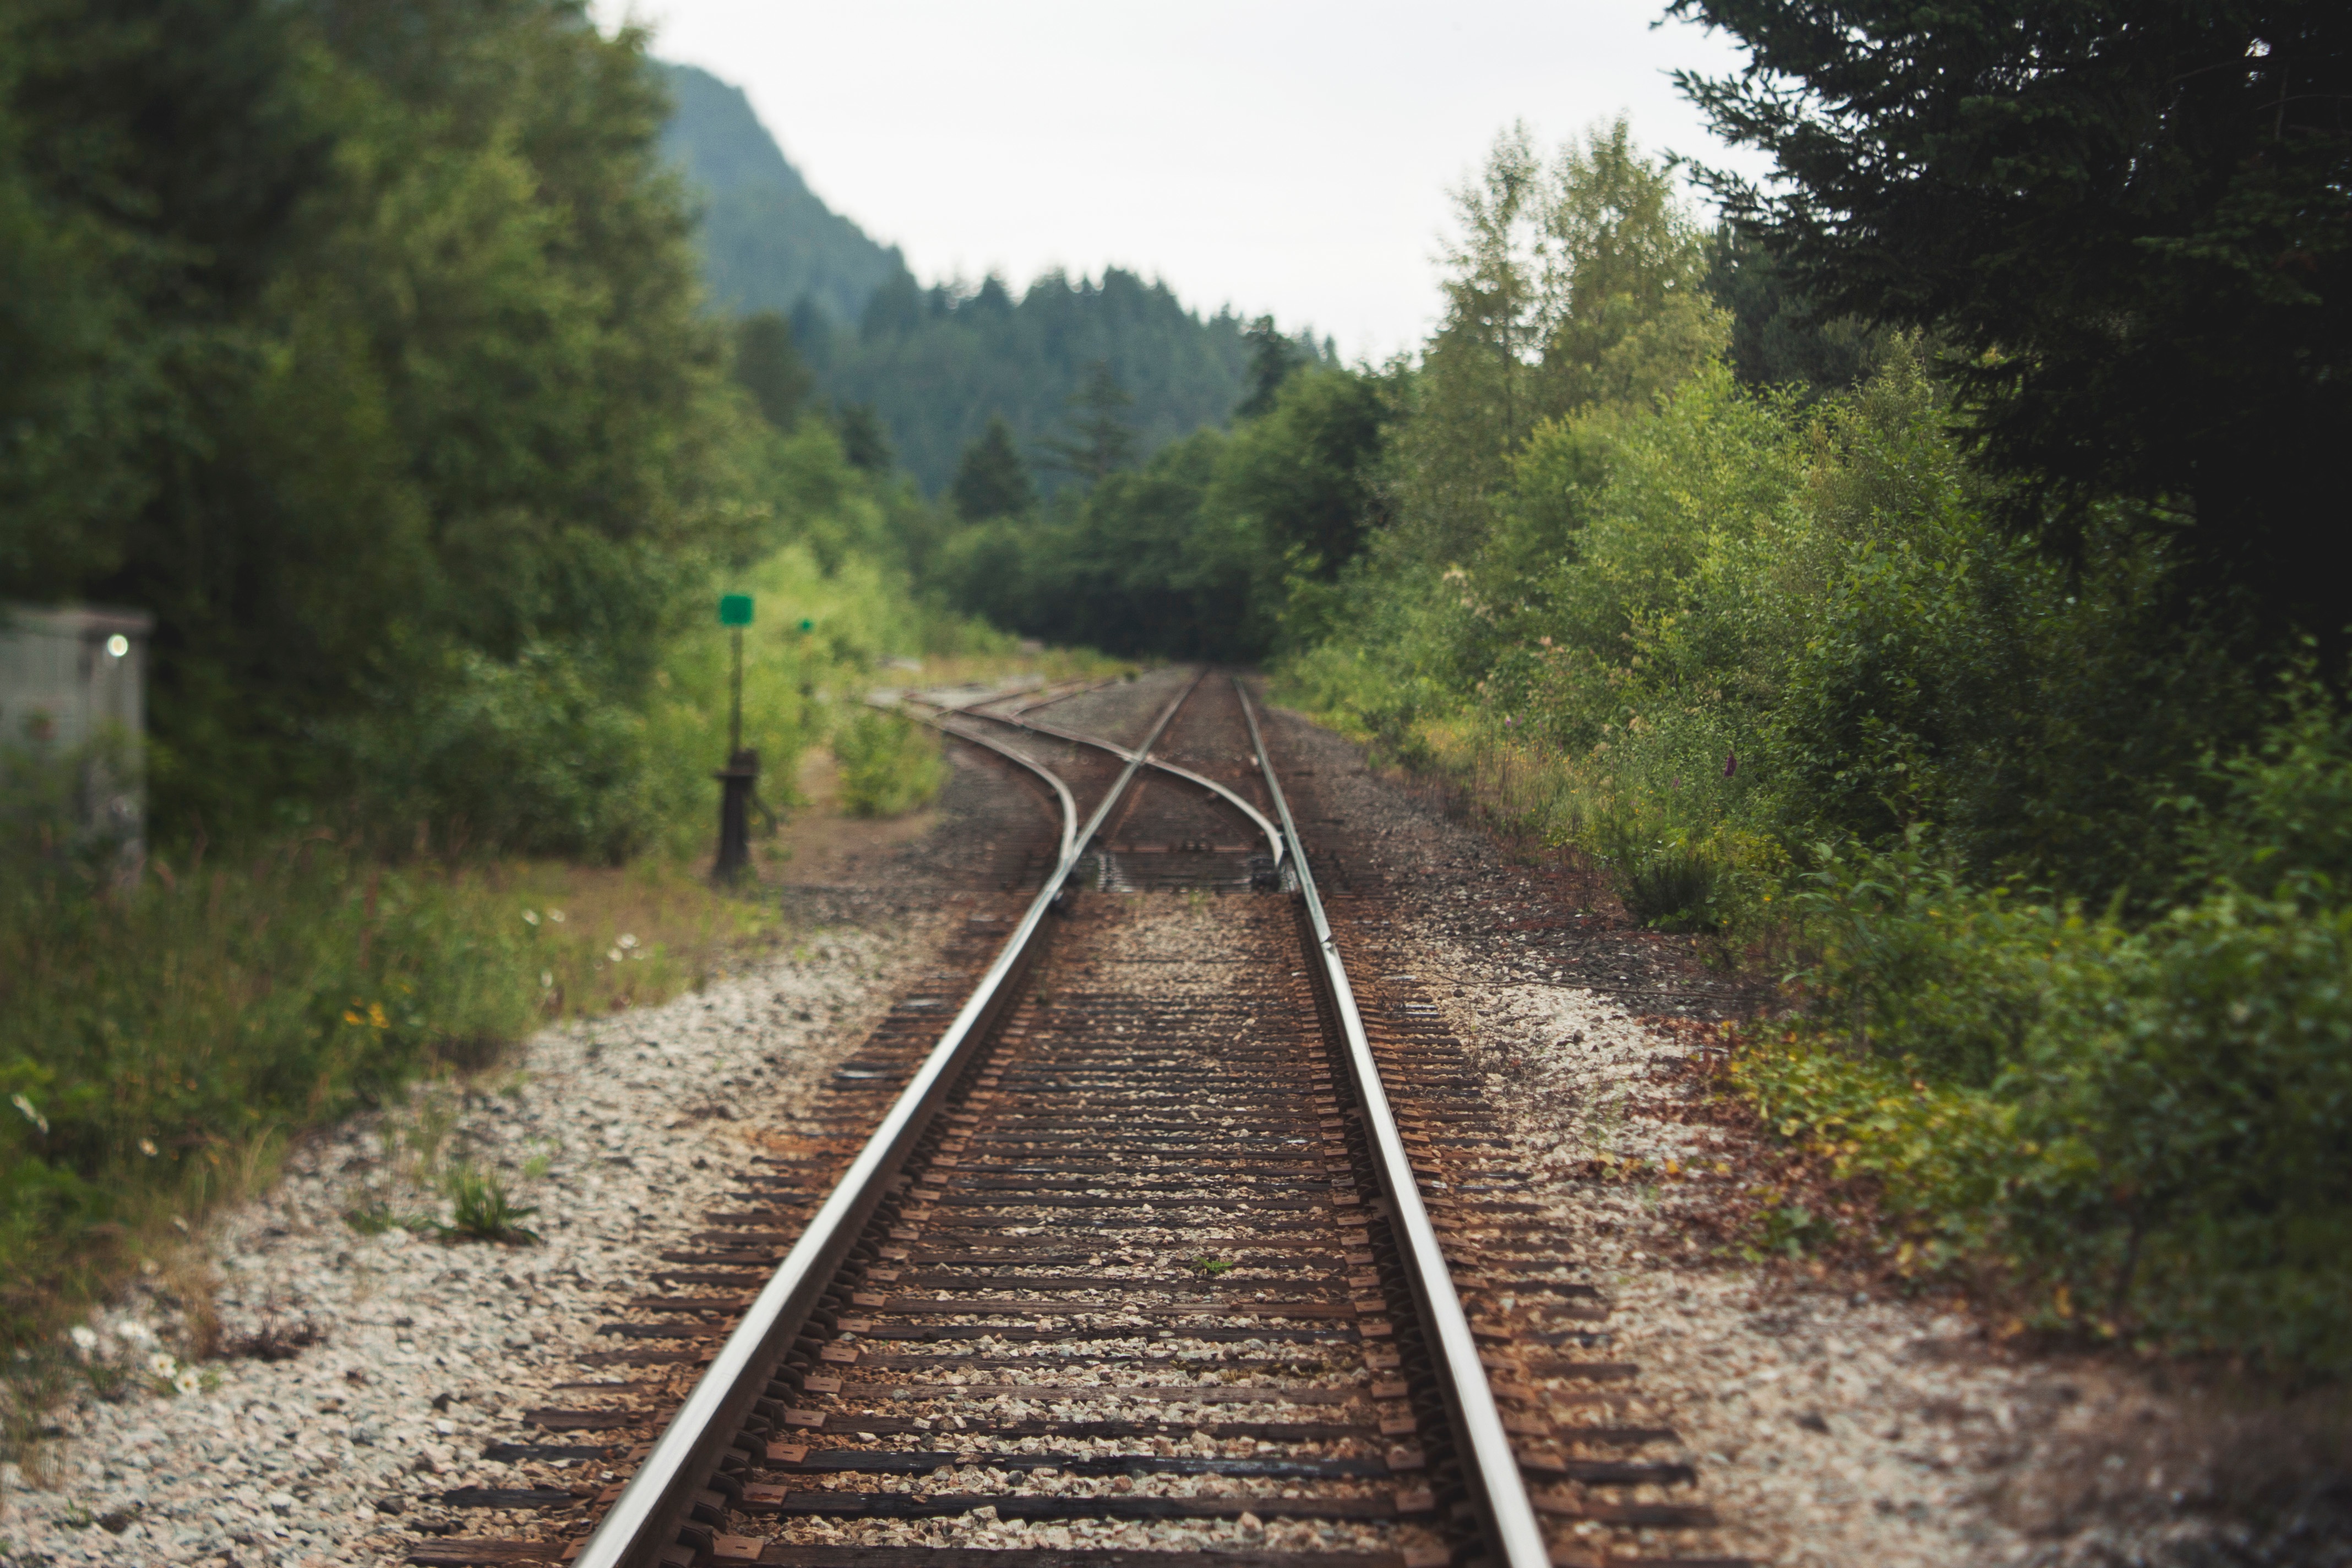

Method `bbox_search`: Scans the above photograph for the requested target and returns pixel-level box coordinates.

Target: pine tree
[1671,0,2352,629]
[1236,316,1304,420]
[836,402,893,473]
[1038,361,1137,486]
[733,311,811,429]
[951,415,1035,521]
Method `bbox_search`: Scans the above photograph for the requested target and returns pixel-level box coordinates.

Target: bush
[1762,694,2352,1368]
[1619,843,1719,932]
[834,709,945,818]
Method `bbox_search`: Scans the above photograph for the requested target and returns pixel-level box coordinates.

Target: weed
[1188,1256,1237,1281]
[341,1200,431,1237]
[1750,1201,1837,1261]
[435,1166,541,1245]
[221,1314,325,1363]
[1620,846,1718,933]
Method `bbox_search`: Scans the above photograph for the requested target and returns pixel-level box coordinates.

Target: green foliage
[0,0,832,847]
[951,415,1035,522]
[1037,361,1140,485]
[0,841,540,1338]
[1671,0,2352,631]
[1757,714,2352,1365]
[734,311,813,431]
[1704,226,1890,396]
[802,266,1305,498]
[1236,315,1308,420]
[1275,104,2348,1369]
[1616,843,1719,934]
[435,1165,540,1245]
[833,709,946,819]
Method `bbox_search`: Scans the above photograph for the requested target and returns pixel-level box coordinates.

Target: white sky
[598,1,1765,362]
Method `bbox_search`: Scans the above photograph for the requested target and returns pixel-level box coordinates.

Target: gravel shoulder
[1253,694,2331,1568]
[0,921,948,1568]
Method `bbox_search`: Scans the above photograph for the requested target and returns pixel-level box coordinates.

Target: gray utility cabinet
[1,602,155,858]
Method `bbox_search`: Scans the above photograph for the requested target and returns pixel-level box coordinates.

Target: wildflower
[68,1325,99,1359]
[607,947,624,964]
[540,970,554,989]
[548,910,567,923]
[522,909,541,926]
[139,1138,159,1157]
[617,934,638,950]
[10,1092,46,1135]
[117,1321,154,1345]
[1723,750,1738,778]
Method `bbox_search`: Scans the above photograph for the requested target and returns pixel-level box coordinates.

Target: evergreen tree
[733,310,811,429]
[1038,361,1137,486]
[1236,315,1305,419]
[1671,0,2352,629]
[836,402,894,473]
[951,415,1035,521]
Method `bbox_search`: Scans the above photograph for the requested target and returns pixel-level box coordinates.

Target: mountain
[657,61,1314,496]
[656,63,903,323]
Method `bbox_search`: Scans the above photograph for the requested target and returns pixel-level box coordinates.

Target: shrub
[1763,697,2352,1368]
[834,709,945,818]
[1619,843,1719,932]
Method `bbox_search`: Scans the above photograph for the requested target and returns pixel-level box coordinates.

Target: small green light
[718,594,754,627]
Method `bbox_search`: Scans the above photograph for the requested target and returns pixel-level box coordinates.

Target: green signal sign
[718,594,754,627]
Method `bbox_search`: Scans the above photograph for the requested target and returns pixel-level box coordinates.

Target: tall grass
[0,842,778,1352]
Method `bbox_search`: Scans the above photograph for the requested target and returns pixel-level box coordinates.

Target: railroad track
[407,669,1744,1568]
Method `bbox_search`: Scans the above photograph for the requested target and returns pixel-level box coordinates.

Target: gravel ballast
[0,922,944,1568]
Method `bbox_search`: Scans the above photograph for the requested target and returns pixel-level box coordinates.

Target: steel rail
[902,704,1080,868]
[1232,676,1551,1568]
[952,695,1286,871]
[575,676,1199,1568]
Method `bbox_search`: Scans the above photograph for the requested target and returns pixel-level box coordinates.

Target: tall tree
[1215,368,1390,579]
[1237,315,1305,420]
[733,310,811,429]
[1670,0,2352,629]
[1038,361,1138,485]
[951,415,1035,521]
[836,402,893,473]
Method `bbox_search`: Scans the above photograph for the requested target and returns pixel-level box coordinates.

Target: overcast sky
[596,1,1765,361]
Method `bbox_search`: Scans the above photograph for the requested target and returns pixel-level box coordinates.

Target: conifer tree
[951,415,1035,521]
[733,311,812,430]
[1038,361,1137,485]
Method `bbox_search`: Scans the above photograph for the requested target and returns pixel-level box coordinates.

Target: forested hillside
[655,63,905,325]
[806,269,1292,497]
[657,63,1303,496]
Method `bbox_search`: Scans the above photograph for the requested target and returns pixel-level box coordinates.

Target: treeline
[928,6,2352,1369]
[0,0,951,859]
[803,268,1311,499]
[652,62,1294,499]
[0,0,1010,1347]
